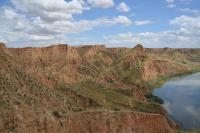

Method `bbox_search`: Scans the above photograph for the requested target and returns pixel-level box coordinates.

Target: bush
[145,93,163,104]
[113,108,120,111]
[52,111,61,118]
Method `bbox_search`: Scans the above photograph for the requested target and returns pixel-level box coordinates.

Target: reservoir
[153,72,200,130]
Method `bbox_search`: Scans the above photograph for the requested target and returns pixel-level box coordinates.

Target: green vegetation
[71,80,131,110]
[67,80,165,114]
[132,101,163,114]
[145,93,163,104]
[114,89,132,97]
[0,100,8,109]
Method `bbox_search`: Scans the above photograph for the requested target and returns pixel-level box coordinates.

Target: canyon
[0,42,200,133]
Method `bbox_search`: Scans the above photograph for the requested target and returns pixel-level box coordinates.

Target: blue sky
[0,0,200,48]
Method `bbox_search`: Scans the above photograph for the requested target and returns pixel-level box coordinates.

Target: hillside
[0,42,200,133]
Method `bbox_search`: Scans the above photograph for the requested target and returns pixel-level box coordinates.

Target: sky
[0,0,200,48]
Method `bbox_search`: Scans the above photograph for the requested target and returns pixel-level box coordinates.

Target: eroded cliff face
[1,43,200,133]
[9,44,80,63]
[142,59,188,81]
[0,110,176,133]
[141,48,200,81]
[5,43,198,86]
[8,44,81,86]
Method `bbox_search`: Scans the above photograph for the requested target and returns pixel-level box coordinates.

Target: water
[153,72,200,130]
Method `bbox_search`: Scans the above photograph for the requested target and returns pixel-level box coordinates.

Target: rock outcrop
[0,42,6,49]
[134,44,145,55]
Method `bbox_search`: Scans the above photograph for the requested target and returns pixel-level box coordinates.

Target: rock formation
[0,43,200,133]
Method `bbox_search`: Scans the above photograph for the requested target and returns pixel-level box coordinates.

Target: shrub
[52,111,61,118]
[113,108,120,111]
[145,93,163,104]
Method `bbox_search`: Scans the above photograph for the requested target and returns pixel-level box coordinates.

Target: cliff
[0,43,200,133]
[0,110,176,133]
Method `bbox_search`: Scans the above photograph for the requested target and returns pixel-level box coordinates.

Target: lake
[153,72,200,130]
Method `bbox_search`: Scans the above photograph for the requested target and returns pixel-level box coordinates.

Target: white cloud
[11,0,87,22]
[27,34,55,41]
[105,15,200,48]
[166,0,174,3]
[167,4,176,8]
[0,38,7,43]
[106,32,134,42]
[87,0,114,8]
[0,0,132,47]
[169,15,200,28]
[113,16,132,26]
[0,0,198,48]
[0,16,125,44]
[0,11,132,47]
[134,20,154,26]
[104,32,137,47]
[165,0,176,8]
[179,8,199,14]
[165,0,192,8]
[117,2,130,12]
[166,0,192,3]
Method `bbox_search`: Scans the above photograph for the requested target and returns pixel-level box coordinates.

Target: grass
[113,89,132,97]
[132,101,164,114]
[69,79,165,114]
[71,80,132,110]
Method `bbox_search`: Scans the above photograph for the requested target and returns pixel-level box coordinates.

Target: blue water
[153,72,200,130]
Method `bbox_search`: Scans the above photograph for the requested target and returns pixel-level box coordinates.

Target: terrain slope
[1,42,200,133]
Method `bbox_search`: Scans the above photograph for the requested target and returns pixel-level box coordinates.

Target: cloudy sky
[0,0,200,48]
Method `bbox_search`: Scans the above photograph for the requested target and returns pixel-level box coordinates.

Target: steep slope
[1,42,200,133]
[0,44,109,132]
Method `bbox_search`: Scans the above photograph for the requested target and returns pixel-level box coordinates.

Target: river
[153,72,200,130]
